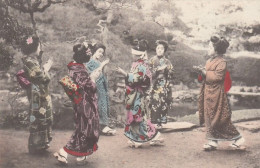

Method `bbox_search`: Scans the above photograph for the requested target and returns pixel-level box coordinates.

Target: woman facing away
[19,35,53,154]
[149,40,174,127]
[116,39,164,148]
[85,42,116,135]
[54,43,108,165]
[194,35,245,151]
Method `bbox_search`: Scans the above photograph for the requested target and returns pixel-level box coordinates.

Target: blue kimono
[85,59,110,127]
[124,59,157,142]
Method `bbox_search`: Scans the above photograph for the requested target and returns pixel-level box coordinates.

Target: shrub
[129,21,166,50]
[0,42,14,71]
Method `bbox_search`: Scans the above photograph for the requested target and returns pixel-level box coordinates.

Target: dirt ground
[0,127,259,168]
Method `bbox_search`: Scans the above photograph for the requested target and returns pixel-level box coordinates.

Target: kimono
[22,57,53,153]
[85,59,110,128]
[198,56,241,141]
[124,59,158,142]
[149,55,174,125]
[63,62,99,156]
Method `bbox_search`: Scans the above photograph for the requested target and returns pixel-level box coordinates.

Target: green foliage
[168,42,206,85]
[231,57,260,86]
[0,2,33,46]
[1,111,29,129]
[129,21,166,50]
[149,1,188,31]
[151,1,181,18]
[102,27,132,88]
[0,42,14,71]
[107,8,144,39]
[41,42,73,93]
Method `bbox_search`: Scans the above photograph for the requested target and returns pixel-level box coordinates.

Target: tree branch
[65,36,87,44]
[5,0,67,13]
[98,0,134,11]
[50,0,67,4]
[32,0,42,9]
[34,0,51,12]
[97,19,107,32]
[34,0,67,13]
[5,0,30,13]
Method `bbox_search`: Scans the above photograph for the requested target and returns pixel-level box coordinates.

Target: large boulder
[129,21,166,50]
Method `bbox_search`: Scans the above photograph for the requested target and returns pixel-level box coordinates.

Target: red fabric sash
[224,70,232,93]
[16,69,31,89]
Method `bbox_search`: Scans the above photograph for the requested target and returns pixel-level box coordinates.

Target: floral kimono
[22,57,53,153]
[124,59,158,142]
[198,56,241,141]
[149,56,174,125]
[85,59,110,129]
[63,62,99,157]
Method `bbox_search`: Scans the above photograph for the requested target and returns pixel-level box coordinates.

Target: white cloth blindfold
[131,49,148,60]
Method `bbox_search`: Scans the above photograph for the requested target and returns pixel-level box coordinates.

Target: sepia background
[0,0,260,168]
[1,0,260,129]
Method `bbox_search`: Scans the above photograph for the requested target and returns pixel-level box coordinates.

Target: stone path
[235,120,260,133]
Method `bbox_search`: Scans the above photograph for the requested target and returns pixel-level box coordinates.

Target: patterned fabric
[149,56,174,125]
[198,56,241,141]
[64,62,99,157]
[59,75,82,103]
[16,69,31,89]
[124,59,158,142]
[22,57,53,152]
[85,59,110,127]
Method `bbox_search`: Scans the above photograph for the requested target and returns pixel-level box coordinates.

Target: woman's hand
[116,67,127,77]
[100,59,110,68]
[43,59,53,73]
[201,69,206,76]
[157,65,167,71]
[90,71,99,82]
[193,65,206,76]
[193,65,205,74]
[90,59,110,82]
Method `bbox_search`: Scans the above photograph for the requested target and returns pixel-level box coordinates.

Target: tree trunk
[29,11,43,66]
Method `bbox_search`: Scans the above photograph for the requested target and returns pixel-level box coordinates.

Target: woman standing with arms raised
[85,43,116,135]
[116,39,164,148]
[54,43,108,165]
[17,35,53,153]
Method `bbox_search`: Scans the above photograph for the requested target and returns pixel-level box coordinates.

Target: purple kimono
[63,62,99,156]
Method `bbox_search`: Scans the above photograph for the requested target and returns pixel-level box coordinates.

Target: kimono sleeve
[206,61,226,83]
[23,58,50,84]
[126,64,150,88]
[72,69,96,94]
[148,57,158,78]
[165,61,174,81]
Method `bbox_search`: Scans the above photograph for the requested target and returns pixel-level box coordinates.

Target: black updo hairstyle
[21,35,40,55]
[132,39,148,52]
[93,43,106,54]
[210,36,229,55]
[156,40,168,52]
[73,43,93,63]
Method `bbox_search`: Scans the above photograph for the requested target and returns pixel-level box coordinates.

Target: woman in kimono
[54,43,107,164]
[149,40,173,127]
[85,43,116,135]
[20,36,53,153]
[116,39,164,148]
[194,36,245,151]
